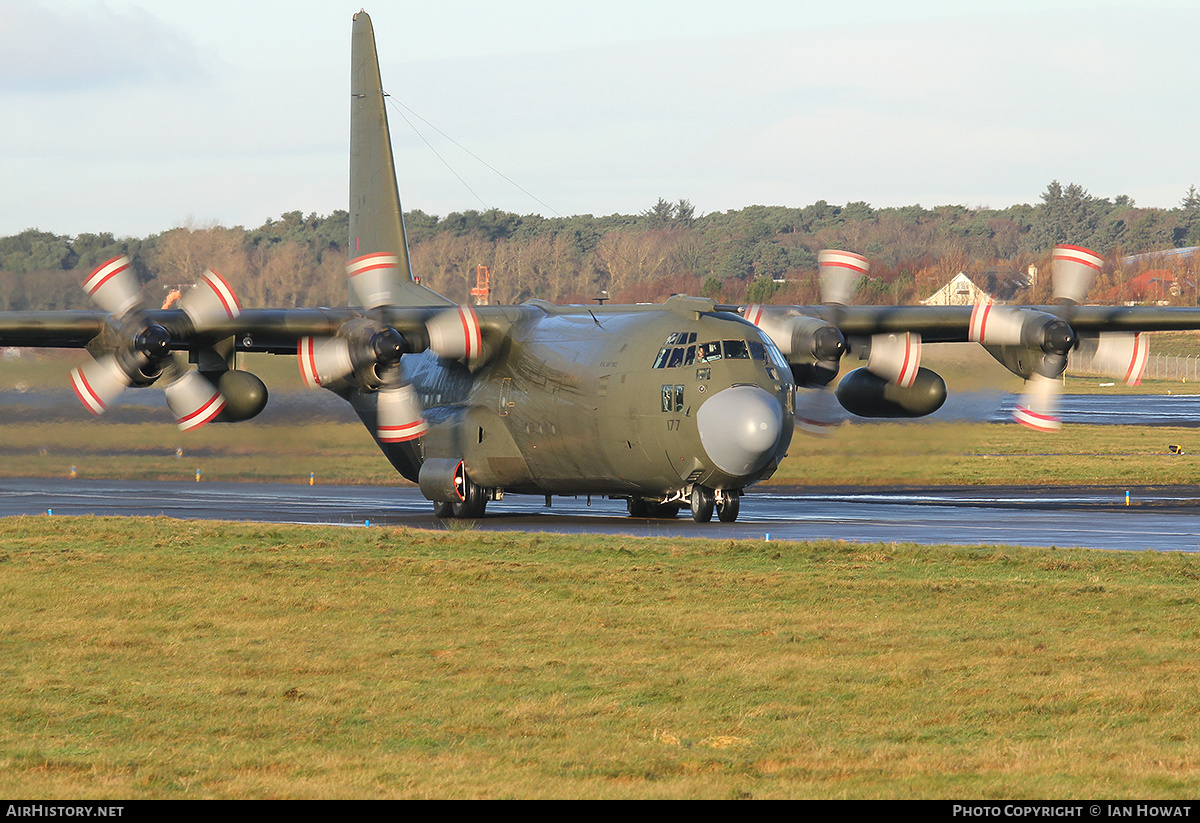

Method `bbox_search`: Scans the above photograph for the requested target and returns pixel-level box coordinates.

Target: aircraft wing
[0,273,526,432]
[748,304,1200,342]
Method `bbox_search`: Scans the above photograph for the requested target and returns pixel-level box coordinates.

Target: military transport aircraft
[2,10,1198,523]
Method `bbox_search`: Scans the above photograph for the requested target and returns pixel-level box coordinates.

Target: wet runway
[4,476,1200,552]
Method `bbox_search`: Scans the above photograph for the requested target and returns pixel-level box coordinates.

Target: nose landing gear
[689,486,741,523]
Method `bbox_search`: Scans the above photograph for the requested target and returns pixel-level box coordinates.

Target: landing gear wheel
[627,497,649,517]
[433,500,454,519]
[451,473,487,518]
[716,492,741,523]
[646,502,680,518]
[690,485,714,523]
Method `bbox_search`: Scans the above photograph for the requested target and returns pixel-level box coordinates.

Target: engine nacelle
[834,366,947,418]
[418,457,467,503]
[982,344,1068,381]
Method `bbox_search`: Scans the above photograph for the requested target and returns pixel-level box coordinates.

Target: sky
[2,0,1199,238]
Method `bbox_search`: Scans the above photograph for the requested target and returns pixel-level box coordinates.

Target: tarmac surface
[4,476,1200,552]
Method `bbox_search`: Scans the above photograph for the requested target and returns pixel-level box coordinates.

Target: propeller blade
[69,355,130,415]
[1052,244,1102,305]
[818,249,869,306]
[427,305,483,361]
[376,383,429,443]
[164,370,227,431]
[1090,332,1149,386]
[794,387,841,436]
[179,269,241,330]
[347,252,401,309]
[298,336,355,388]
[866,332,921,388]
[82,255,141,317]
[969,301,1027,346]
[1013,374,1061,432]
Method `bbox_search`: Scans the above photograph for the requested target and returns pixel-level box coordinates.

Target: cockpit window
[654,337,773,368]
[724,340,750,359]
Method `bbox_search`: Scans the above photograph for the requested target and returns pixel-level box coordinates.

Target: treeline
[5,181,1200,311]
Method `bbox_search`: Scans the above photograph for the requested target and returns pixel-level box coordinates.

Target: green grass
[777,422,1200,486]
[5,419,1200,488]
[0,421,400,485]
[2,518,1199,798]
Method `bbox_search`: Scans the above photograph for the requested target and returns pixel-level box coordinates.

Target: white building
[921,272,992,306]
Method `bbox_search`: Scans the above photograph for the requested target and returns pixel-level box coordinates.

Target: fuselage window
[666,347,686,368]
[653,348,671,369]
[661,384,684,413]
[698,342,722,362]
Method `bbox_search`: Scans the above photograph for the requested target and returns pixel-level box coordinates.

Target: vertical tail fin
[349,11,451,307]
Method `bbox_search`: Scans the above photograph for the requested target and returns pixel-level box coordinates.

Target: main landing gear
[432,470,488,519]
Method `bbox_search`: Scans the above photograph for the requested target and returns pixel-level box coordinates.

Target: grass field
[4,346,1200,798]
[3,419,1198,488]
[2,518,1200,799]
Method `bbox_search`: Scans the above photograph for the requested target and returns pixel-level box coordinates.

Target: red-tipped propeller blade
[347,252,401,308]
[818,249,868,306]
[1052,244,1102,305]
[69,355,130,416]
[1013,374,1062,432]
[164,370,226,431]
[866,332,921,388]
[179,269,241,330]
[1091,332,1148,386]
[427,305,483,361]
[377,383,429,443]
[298,335,356,388]
[82,255,141,318]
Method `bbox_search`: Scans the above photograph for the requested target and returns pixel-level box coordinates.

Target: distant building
[921,272,992,306]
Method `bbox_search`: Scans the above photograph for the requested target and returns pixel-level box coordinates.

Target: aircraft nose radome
[697,385,784,477]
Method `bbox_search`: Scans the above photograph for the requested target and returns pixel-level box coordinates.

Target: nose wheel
[689,486,741,523]
[716,491,740,523]
[690,485,714,522]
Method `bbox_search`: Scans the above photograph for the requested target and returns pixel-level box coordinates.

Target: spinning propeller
[969,244,1146,431]
[70,256,241,430]
[297,252,485,443]
[747,249,921,433]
